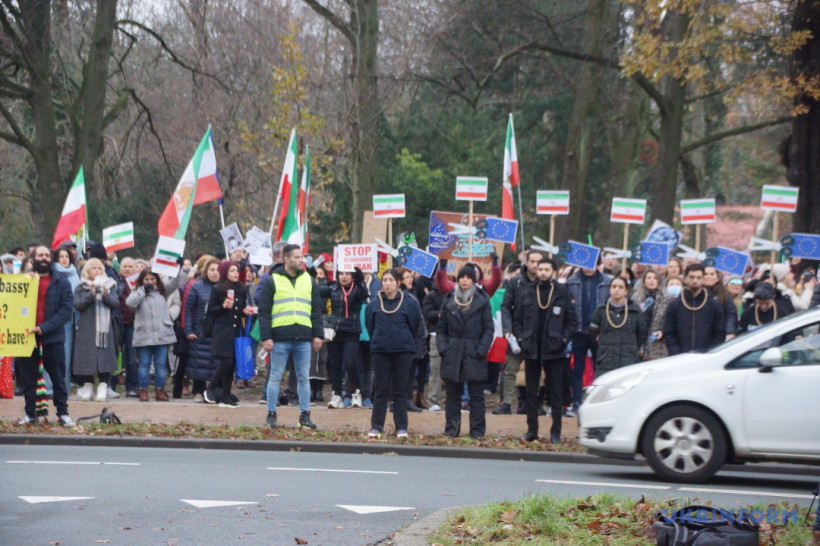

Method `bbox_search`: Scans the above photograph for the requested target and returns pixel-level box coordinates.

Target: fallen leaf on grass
[500,508,517,523]
[294,538,308,544]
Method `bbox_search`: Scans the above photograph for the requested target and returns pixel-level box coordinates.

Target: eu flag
[557,240,600,270]
[633,241,669,266]
[704,246,749,277]
[397,245,439,278]
[782,233,820,260]
[478,218,518,244]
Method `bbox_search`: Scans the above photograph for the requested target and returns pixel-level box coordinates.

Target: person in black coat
[422,286,445,410]
[513,257,577,443]
[204,261,253,407]
[320,267,369,408]
[738,281,793,334]
[663,263,725,355]
[183,256,222,401]
[436,265,494,438]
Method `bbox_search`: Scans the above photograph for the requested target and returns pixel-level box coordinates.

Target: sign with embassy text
[0,274,38,357]
[334,244,378,273]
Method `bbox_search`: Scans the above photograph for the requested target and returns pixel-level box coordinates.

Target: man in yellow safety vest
[258,244,324,429]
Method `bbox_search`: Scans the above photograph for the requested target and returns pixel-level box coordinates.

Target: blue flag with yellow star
[782,233,820,260]
[479,218,518,244]
[397,245,439,278]
[557,241,600,270]
[704,246,749,277]
[633,241,669,266]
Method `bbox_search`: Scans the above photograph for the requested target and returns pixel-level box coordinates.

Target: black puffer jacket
[590,299,646,373]
[183,278,219,381]
[663,289,725,355]
[321,280,369,335]
[436,289,494,383]
[513,279,577,361]
[422,287,444,330]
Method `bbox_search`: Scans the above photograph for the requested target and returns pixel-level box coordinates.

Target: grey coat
[126,286,177,347]
[73,283,119,376]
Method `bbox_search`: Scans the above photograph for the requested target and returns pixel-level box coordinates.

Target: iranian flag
[152,235,185,278]
[760,185,799,212]
[276,129,299,241]
[51,167,88,249]
[102,222,135,252]
[298,147,311,251]
[372,194,406,218]
[537,191,570,215]
[502,114,519,249]
[680,198,716,224]
[610,197,647,224]
[157,128,219,239]
[455,176,488,201]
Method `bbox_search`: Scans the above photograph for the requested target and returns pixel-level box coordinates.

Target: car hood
[591,352,716,387]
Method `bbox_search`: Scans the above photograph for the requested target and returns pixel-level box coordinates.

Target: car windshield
[707,309,814,354]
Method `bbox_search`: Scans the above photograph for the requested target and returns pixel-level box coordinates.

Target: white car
[579,308,820,483]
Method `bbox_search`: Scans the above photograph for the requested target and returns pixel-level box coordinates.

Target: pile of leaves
[0,419,585,452]
[428,494,814,545]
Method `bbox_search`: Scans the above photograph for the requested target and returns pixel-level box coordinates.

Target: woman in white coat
[126,269,177,401]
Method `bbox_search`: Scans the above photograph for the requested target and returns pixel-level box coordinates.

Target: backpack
[653,505,759,545]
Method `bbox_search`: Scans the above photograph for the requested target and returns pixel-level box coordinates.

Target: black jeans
[208,356,236,402]
[370,352,412,432]
[525,357,566,437]
[445,380,486,437]
[18,342,69,418]
[327,337,360,395]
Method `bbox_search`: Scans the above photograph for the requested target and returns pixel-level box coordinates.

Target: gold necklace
[378,290,404,314]
[755,302,777,325]
[453,291,473,307]
[680,289,708,311]
[606,298,628,328]
[536,282,554,310]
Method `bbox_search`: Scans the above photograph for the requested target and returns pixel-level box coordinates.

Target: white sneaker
[328,393,343,409]
[79,383,93,401]
[428,404,442,412]
[107,387,120,399]
[17,415,37,425]
[351,390,362,408]
[95,383,107,402]
[58,415,75,427]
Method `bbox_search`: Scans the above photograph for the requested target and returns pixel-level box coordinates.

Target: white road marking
[536,479,671,490]
[20,496,95,504]
[181,500,257,508]
[7,460,139,466]
[337,505,415,514]
[267,467,397,475]
[678,487,816,499]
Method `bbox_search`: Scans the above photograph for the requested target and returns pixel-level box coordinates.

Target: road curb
[1,434,818,478]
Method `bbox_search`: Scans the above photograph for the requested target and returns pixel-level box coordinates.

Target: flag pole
[516,184,525,252]
[621,224,630,272]
[695,224,702,254]
[770,212,779,264]
[468,200,474,262]
[218,198,229,257]
[548,214,555,258]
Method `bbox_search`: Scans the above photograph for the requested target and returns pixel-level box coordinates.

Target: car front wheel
[641,405,727,483]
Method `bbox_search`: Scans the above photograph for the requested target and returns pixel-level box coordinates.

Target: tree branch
[0,100,32,153]
[681,116,793,154]
[116,19,231,92]
[302,0,354,44]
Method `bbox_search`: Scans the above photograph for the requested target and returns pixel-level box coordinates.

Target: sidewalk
[0,385,579,440]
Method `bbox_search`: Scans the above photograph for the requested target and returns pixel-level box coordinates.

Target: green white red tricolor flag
[51,167,88,249]
[502,114,519,216]
[152,235,185,277]
[157,127,221,239]
[275,129,299,241]
[760,185,799,212]
[537,190,570,215]
[372,194,406,218]
[456,176,488,201]
[297,147,311,251]
[680,198,716,224]
[102,222,135,252]
[610,197,647,224]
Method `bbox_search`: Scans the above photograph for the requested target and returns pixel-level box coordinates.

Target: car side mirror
[759,347,783,370]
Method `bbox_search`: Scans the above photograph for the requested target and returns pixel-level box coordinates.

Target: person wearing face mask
[588,277,647,374]
[126,269,177,401]
[513,258,577,444]
[436,265,494,438]
[662,263,725,355]
[15,246,75,426]
[665,275,683,298]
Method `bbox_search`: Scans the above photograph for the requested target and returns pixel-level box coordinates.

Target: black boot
[314,380,324,402]
[309,379,317,402]
[444,417,461,437]
[298,411,316,429]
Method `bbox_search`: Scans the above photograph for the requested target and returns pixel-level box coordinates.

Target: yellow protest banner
[0,274,38,357]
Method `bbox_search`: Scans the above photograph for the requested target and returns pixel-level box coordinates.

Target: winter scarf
[83,276,117,348]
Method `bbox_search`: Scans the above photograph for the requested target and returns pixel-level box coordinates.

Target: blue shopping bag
[235,318,255,380]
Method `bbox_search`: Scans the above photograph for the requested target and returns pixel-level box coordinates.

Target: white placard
[152,236,185,278]
[335,244,378,273]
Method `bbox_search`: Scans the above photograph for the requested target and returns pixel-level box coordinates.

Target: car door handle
[725,384,735,395]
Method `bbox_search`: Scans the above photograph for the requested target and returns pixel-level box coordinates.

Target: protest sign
[429,211,502,279]
[372,194,406,218]
[396,246,439,277]
[0,274,38,357]
[610,197,648,224]
[220,223,244,254]
[245,225,273,266]
[152,236,185,278]
[536,191,570,215]
[455,177,488,201]
[102,222,135,252]
[781,233,820,260]
[680,199,716,224]
[760,185,798,212]
[361,211,388,246]
[335,244,378,272]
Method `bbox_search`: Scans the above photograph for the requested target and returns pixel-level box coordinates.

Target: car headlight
[586,369,651,404]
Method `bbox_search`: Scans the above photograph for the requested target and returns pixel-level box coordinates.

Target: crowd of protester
[7,239,819,441]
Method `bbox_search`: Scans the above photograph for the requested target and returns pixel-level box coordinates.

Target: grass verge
[427,494,814,545]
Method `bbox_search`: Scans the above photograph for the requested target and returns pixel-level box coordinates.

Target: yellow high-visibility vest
[271,272,313,329]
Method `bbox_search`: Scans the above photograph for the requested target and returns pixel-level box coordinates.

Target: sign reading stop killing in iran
[335,244,379,273]
[0,274,38,357]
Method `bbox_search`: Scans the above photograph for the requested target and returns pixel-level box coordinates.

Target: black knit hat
[457,264,477,283]
[88,242,108,260]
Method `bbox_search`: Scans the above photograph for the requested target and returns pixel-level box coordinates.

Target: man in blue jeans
[258,244,324,429]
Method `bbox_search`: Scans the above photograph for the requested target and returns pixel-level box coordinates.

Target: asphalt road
[1,445,816,545]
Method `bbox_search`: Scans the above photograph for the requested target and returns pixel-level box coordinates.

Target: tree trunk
[560,0,609,243]
[21,0,62,242]
[787,0,820,234]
